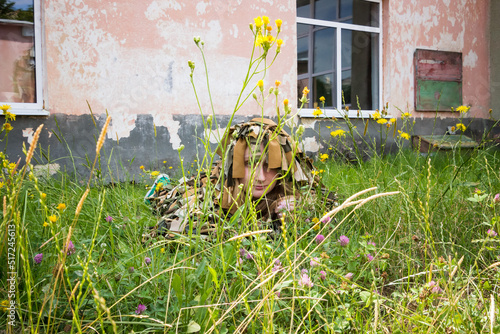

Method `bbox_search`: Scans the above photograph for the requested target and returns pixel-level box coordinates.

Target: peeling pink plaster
[44,0,296,141]
[384,0,490,119]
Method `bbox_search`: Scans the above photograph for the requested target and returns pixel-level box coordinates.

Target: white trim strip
[296,17,381,33]
[298,108,391,119]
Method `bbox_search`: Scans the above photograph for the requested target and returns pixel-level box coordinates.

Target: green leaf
[172,273,183,304]
[208,266,219,289]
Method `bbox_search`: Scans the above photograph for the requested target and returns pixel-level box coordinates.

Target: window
[297,0,381,117]
[0,0,46,115]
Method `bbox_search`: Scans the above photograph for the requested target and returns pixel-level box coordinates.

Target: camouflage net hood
[145,117,319,239]
[217,117,317,214]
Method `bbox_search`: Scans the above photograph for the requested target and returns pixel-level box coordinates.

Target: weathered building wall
[6,0,497,179]
[490,0,500,118]
[383,0,490,118]
[10,0,298,176]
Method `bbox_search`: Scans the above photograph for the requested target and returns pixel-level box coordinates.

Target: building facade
[0,0,497,177]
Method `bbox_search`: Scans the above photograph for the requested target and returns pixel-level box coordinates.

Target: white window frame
[297,0,382,119]
[1,0,47,116]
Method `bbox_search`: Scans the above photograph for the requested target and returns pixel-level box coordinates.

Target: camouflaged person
[144,117,322,240]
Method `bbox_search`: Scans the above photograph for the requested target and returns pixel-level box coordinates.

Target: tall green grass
[1,15,499,333]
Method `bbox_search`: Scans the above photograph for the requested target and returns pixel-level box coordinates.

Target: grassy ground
[1,137,499,333]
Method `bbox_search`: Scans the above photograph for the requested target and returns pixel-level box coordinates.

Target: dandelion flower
[56,203,66,211]
[48,215,57,223]
[34,253,43,264]
[398,130,410,140]
[456,123,466,132]
[312,108,322,117]
[456,105,469,113]
[330,129,346,138]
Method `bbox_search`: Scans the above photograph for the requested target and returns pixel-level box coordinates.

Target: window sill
[7,107,49,116]
[299,109,380,119]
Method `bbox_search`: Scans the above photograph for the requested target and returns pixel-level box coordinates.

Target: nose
[255,163,266,182]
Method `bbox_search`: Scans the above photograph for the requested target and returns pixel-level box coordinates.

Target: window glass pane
[297,78,310,108]
[342,70,352,106]
[314,74,335,108]
[297,36,309,76]
[340,0,353,19]
[313,28,335,74]
[352,0,380,27]
[341,30,351,69]
[342,31,379,110]
[297,22,309,36]
[297,0,311,18]
[314,0,337,21]
[0,0,36,103]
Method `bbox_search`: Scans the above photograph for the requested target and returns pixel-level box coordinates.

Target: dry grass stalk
[227,229,273,242]
[25,124,44,166]
[75,188,90,218]
[96,116,111,155]
[39,232,60,249]
[3,196,6,217]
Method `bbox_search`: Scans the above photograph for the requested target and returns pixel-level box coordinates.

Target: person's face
[241,144,278,199]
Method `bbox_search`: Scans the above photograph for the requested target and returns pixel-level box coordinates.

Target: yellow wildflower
[140,165,145,170]
[43,222,49,227]
[312,170,319,176]
[275,80,281,87]
[276,39,283,47]
[151,171,159,177]
[320,153,329,162]
[255,34,264,47]
[456,123,466,132]
[312,217,319,223]
[8,162,16,170]
[169,166,173,169]
[319,96,325,102]
[48,215,57,223]
[254,16,263,28]
[450,126,456,132]
[4,111,15,121]
[377,119,388,124]
[155,182,163,192]
[3,123,13,132]
[266,35,275,43]
[398,130,410,140]
[266,25,272,32]
[371,111,381,120]
[320,252,330,259]
[283,99,289,106]
[0,104,11,112]
[41,193,47,200]
[163,160,166,163]
[160,248,165,253]
[455,105,469,113]
[275,19,282,28]
[262,16,270,24]
[257,80,264,90]
[313,223,320,230]
[56,203,66,211]
[0,182,3,189]
[1,299,9,312]
[312,108,322,117]
[302,86,310,96]
[330,129,346,137]
[402,112,412,118]
[389,118,396,123]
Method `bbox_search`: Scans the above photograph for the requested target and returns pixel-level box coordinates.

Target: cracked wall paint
[44,0,296,146]
[385,0,490,118]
